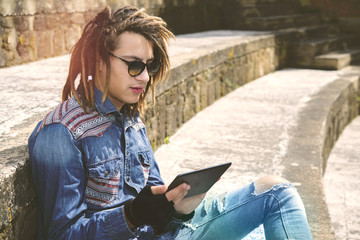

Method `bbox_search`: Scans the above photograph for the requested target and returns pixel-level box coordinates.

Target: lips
[130,87,144,94]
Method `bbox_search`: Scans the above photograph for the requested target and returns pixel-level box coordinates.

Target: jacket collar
[93,88,140,129]
[94,88,119,116]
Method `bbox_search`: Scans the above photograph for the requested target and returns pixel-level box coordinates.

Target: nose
[135,66,150,83]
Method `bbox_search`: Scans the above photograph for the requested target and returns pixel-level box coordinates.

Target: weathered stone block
[180,79,196,124]
[13,16,30,32]
[17,31,36,62]
[17,0,37,15]
[1,29,17,51]
[46,14,61,29]
[33,15,47,31]
[36,30,54,59]
[84,11,98,23]
[0,49,10,67]
[165,87,176,105]
[36,0,55,13]
[53,28,65,56]
[166,104,177,136]
[207,79,217,106]
[0,0,15,16]
[69,13,85,25]
[53,0,73,13]
[198,76,208,111]
[64,24,81,51]
[1,17,14,29]
[154,96,167,143]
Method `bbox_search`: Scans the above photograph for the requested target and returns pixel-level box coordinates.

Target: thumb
[151,185,168,195]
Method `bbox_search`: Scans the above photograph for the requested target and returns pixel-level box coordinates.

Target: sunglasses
[108,52,161,77]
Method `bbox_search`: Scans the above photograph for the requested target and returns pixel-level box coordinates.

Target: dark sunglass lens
[128,61,145,76]
[148,62,161,75]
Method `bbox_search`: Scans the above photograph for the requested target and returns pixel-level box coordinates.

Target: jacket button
[104,170,109,176]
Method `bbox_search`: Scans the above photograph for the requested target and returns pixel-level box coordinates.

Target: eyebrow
[122,55,154,62]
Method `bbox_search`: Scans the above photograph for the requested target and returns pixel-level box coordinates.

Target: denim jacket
[28,89,175,239]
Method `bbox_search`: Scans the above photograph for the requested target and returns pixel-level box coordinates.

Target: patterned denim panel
[37,96,115,141]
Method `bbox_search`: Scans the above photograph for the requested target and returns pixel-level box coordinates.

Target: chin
[127,99,140,105]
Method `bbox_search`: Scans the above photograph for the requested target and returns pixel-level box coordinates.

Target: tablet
[167,162,232,198]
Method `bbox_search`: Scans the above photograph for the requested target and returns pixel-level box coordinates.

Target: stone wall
[0,0,165,67]
[146,45,276,149]
[1,0,235,67]
[322,77,360,171]
[2,0,360,68]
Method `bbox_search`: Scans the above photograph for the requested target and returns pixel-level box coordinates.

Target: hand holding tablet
[167,162,232,198]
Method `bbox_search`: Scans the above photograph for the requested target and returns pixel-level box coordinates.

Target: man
[28,6,313,239]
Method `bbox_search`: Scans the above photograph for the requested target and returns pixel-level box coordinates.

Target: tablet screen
[167,162,232,198]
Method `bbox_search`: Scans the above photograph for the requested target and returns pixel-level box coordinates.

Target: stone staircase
[244,14,320,30]
[288,25,360,70]
[230,0,319,30]
[241,0,301,17]
[235,0,360,70]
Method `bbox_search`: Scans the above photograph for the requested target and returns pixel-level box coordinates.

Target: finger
[173,184,191,204]
[165,183,190,202]
[150,185,168,195]
[172,186,190,204]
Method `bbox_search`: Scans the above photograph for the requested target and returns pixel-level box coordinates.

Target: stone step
[278,24,341,42]
[243,14,320,30]
[241,0,301,4]
[290,35,360,67]
[313,48,360,70]
[239,4,299,18]
[300,24,340,39]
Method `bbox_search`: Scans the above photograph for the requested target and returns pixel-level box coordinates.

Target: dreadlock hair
[62,6,174,116]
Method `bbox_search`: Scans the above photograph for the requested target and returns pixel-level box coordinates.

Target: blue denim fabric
[161,182,313,240]
[28,88,164,239]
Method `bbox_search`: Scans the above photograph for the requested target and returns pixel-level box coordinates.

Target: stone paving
[324,116,360,240]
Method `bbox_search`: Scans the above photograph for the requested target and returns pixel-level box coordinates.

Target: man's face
[99,31,154,110]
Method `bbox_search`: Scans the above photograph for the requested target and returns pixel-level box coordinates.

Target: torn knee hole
[254,175,290,195]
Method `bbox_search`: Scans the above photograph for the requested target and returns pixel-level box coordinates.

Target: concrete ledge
[324,116,360,239]
[281,68,360,239]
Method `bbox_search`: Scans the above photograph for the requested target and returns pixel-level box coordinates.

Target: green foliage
[224,78,235,88]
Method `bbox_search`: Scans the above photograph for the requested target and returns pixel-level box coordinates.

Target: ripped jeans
[161,182,313,240]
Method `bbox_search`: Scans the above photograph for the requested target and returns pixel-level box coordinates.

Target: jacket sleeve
[28,123,136,240]
[140,127,165,187]
[147,153,165,187]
